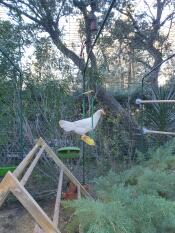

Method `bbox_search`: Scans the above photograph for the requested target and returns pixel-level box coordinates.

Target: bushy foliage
[142,86,175,146]
[65,139,175,233]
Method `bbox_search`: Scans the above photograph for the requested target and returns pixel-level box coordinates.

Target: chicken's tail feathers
[59,120,74,132]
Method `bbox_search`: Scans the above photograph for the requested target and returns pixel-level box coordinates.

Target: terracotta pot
[62,182,90,200]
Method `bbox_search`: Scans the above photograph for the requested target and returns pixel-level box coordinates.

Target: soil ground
[0,199,68,233]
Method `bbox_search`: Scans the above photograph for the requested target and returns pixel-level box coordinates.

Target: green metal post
[82,71,86,184]
[19,72,23,158]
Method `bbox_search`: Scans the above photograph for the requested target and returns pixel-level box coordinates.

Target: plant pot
[62,182,90,200]
[0,166,16,177]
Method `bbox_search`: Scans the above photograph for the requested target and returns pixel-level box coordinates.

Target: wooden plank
[6,172,61,233]
[0,140,41,206]
[77,185,83,233]
[0,172,13,207]
[53,167,64,228]
[13,138,42,178]
[20,145,46,186]
[39,138,92,199]
[79,225,84,233]
[33,224,45,233]
[77,185,81,199]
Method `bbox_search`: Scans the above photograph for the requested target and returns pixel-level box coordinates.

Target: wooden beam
[0,172,14,207]
[13,138,42,178]
[39,138,93,199]
[20,145,46,186]
[6,172,61,233]
[0,138,93,233]
[77,185,83,233]
[53,167,64,228]
[77,185,81,199]
[0,140,41,207]
[33,224,45,233]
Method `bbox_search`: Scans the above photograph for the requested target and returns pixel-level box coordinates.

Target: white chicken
[59,109,105,145]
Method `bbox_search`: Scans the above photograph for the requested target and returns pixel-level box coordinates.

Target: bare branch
[0,0,85,72]
[155,0,163,27]
[116,7,148,44]
[73,0,97,70]
[126,10,148,43]
[40,0,53,20]
[161,15,173,52]
[136,58,152,69]
[165,16,173,40]
[148,0,164,44]
[0,1,41,24]
[52,36,85,71]
[162,0,171,7]
[160,11,175,27]
[55,0,66,26]
[19,0,42,20]
[143,0,155,20]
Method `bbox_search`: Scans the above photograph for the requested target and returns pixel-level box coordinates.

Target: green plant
[143,86,175,146]
[65,140,175,233]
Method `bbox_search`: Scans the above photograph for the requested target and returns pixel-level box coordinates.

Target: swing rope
[82,91,95,138]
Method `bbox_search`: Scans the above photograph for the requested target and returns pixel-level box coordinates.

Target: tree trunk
[147,47,163,87]
[96,87,139,129]
[96,87,145,153]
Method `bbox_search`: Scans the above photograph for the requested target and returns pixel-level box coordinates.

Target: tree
[0,0,174,150]
[115,0,175,85]
[0,20,24,156]
[95,0,175,86]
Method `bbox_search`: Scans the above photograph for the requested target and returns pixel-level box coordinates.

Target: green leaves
[65,197,134,233]
[65,141,175,233]
[143,86,175,145]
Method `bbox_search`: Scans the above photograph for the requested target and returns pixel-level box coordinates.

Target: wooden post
[39,138,92,199]
[0,137,92,233]
[20,145,46,186]
[53,167,64,227]
[6,172,61,233]
[13,138,42,178]
[0,172,13,207]
[77,185,83,233]
[33,224,45,233]
[0,140,41,207]
[77,185,81,199]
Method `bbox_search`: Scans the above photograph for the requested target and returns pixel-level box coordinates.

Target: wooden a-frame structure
[0,137,92,233]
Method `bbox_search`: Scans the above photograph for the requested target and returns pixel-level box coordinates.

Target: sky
[0,0,174,85]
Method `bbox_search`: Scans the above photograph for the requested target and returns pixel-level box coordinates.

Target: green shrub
[65,139,175,233]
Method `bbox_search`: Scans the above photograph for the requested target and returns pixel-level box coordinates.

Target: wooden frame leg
[39,139,92,199]
[0,172,13,207]
[6,172,61,233]
[53,167,64,228]
[0,138,92,233]
[0,140,40,207]
[33,224,45,233]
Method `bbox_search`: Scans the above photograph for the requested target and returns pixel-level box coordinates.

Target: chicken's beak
[101,109,106,115]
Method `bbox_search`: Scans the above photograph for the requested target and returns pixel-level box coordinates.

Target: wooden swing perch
[0,137,92,233]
